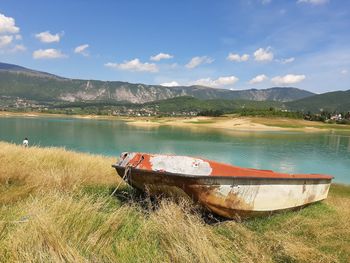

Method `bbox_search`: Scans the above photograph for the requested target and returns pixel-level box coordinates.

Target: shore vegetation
[0,142,349,262]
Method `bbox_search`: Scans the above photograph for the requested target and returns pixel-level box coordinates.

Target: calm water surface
[0,116,349,184]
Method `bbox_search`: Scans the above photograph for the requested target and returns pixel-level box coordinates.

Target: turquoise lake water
[0,116,349,184]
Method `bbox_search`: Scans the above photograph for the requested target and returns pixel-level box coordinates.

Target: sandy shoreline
[125,116,285,131]
[123,116,350,133]
[1,111,350,133]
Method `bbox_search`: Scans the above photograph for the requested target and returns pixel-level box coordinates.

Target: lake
[0,116,349,184]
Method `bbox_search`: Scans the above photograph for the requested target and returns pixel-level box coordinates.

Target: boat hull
[114,166,332,218]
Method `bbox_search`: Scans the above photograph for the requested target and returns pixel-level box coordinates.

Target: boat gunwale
[112,165,333,184]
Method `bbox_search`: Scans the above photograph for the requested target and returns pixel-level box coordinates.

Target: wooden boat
[112,152,333,218]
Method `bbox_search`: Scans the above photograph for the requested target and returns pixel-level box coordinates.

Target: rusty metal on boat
[112,152,333,218]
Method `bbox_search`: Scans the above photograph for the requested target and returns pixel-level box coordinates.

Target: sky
[0,0,349,93]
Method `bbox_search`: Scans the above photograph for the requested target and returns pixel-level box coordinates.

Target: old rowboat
[112,152,333,218]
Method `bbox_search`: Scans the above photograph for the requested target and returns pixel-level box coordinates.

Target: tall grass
[0,141,349,262]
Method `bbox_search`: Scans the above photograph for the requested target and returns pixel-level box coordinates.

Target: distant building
[330,114,342,121]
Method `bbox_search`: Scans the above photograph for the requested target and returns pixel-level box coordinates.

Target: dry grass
[0,141,349,262]
[252,117,350,130]
[0,141,117,193]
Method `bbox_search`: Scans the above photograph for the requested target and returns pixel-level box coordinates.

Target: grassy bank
[2,111,350,133]
[126,115,350,133]
[0,142,349,262]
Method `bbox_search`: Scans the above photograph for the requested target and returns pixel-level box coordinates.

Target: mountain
[0,62,28,71]
[218,87,314,102]
[50,96,285,117]
[141,96,283,113]
[0,62,61,79]
[286,90,350,113]
[0,62,314,104]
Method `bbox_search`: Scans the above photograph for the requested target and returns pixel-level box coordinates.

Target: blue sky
[0,0,349,93]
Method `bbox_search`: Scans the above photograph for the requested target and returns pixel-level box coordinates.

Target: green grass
[0,141,349,262]
[329,184,350,197]
[253,117,350,130]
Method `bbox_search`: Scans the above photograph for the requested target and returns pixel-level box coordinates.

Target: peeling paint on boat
[149,155,212,175]
[113,152,333,218]
[118,152,136,167]
[212,183,330,211]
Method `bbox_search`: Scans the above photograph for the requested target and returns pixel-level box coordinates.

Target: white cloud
[249,74,268,84]
[185,56,213,69]
[191,75,239,87]
[32,49,67,59]
[227,53,249,62]
[0,35,13,48]
[10,44,26,53]
[215,76,239,86]
[0,36,25,53]
[35,31,61,43]
[297,0,329,5]
[281,57,295,64]
[271,74,306,86]
[150,53,174,61]
[160,81,180,87]
[15,34,22,40]
[74,44,89,56]
[340,69,348,75]
[0,13,20,34]
[254,47,274,62]
[105,58,158,73]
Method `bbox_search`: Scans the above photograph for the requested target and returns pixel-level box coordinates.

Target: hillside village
[1,95,350,125]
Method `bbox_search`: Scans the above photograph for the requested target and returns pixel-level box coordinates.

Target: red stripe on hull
[124,152,333,180]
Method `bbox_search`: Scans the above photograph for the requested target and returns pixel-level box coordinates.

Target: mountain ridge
[0,62,315,104]
[0,62,62,79]
[286,89,350,113]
